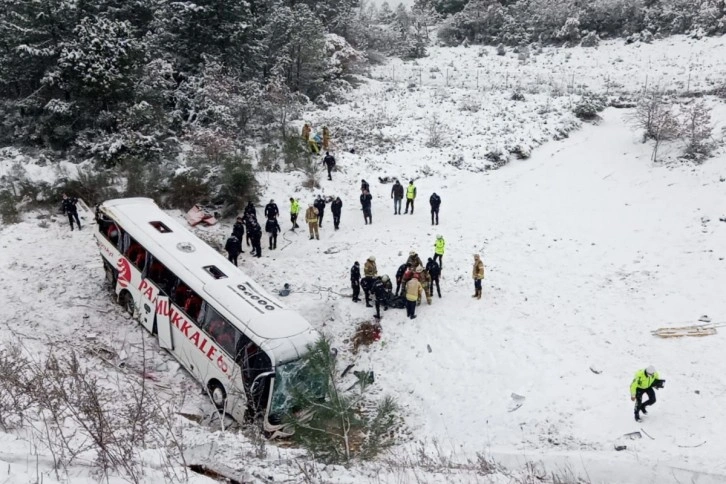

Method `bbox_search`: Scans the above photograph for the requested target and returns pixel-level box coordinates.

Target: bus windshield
[269,358,327,421]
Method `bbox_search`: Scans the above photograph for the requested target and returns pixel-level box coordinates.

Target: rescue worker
[322,152,336,181]
[225,235,241,266]
[61,193,81,230]
[434,234,445,269]
[362,256,377,307]
[472,254,485,299]
[405,275,423,319]
[232,216,245,254]
[426,257,442,298]
[289,197,300,230]
[249,221,262,258]
[419,268,432,305]
[391,180,404,215]
[630,366,665,422]
[351,261,361,302]
[371,275,392,319]
[305,204,319,240]
[360,189,372,225]
[430,192,441,225]
[404,180,416,214]
[394,263,409,296]
[407,251,423,270]
[301,122,311,141]
[322,126,331,151]
[265,217,280,250]
[264,199,279,220]
[314,195,326,227]
[331,196,343,230]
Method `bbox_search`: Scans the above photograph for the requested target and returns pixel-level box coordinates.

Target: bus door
[155,294,174,350]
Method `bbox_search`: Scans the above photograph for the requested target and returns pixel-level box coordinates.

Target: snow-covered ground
[2,35,726,483]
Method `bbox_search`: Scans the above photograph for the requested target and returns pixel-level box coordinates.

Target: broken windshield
[269,358,327,421]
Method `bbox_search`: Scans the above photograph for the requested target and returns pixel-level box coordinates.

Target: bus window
[146,255,174,294]
[97,217,120,246]
[241,342,272,385]
[199,304,240,356]
[125,239,147,270]
[183,293,203,320]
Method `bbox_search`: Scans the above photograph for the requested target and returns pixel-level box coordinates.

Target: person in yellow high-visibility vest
[404,180,416,214]
[289,197,300,230]
[433,234,445,269]
[630,366,665,421]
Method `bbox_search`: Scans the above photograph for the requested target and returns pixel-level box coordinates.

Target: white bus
[94,198,320,436]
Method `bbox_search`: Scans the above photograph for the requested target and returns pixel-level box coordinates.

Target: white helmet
[436,234,443,239]
[645,365,656,376]
[368,256,376,262]
[409,251,417,256]
[381,275,390,282]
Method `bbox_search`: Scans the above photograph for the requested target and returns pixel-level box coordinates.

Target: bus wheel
[208,381,227,409]
[120,292,134,316]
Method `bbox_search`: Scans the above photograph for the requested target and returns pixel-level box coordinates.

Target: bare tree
[627,88,678,162]
[679,99,714,162]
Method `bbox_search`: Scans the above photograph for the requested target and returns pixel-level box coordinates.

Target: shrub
[214,155,258,217]
[164,170,211,209]
[573,92,607,120]
[679,100,715,162]
[0,190,21,225]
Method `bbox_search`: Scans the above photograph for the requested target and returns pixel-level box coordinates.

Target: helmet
[381,275,390,282]
[368,256,376,262]
[645,365,656,376]
[415,266,423,273]
[436,234,443,239]
[409,251,416,256]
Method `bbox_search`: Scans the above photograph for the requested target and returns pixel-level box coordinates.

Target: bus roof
[99,198,318,364]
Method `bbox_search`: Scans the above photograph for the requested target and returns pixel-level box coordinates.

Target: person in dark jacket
[430,192,441,225]
[265,218,280,250]
[425,258,442,298]
[361,179,370,193]
[371,275,392,319]
[314,195,326,227]
[61,193,81,230]
[225,235,241,266]
[322,152,336,181]
[391,180,404,215]
[244,214,255,249]
[394,263,409,296]
[360,190,372,225]
[244,201,257,219]
[249,221,262,258]
[350,261,361,302]
[331,196,343,230]
[264,199,279,220]
[232,216,245,254]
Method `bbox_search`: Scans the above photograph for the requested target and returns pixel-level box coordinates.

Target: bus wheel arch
[103,260,117,287]
[119,290,135,316]
[207,379,227,409]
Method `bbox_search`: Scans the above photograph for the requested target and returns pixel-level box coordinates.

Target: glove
[630,396,635,401]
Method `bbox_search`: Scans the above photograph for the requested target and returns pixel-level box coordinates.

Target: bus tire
[120,291,134,316]
[208,380,227,409]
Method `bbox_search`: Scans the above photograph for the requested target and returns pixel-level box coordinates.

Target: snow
[2,35,726,483]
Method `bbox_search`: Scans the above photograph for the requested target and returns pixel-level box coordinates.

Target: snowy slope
[2,35,726,483]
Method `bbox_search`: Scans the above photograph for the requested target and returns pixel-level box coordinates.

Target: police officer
[350,261,361,302]
[331,196,343,230]
[265,217,280,250]
[249,220,262,258]
[372,275,392,320]
[434,234,445,269]
[289,197,300,230]
[264,199,279,220]
[430,192,441,225]
[225,235,241,265]
[322,152,336,180]
[314,195,326,227]
[232,216,245,254]
[61,193,81,230]
[426,258,441,298]
[630,366,665,422]
[404,180,416,214]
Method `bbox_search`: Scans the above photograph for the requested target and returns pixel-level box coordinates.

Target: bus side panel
[137,278,158,333]
[155,295,174,350]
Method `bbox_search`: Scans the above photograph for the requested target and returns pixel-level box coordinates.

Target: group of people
[301,123,332,154]
[224,199,282,263]
[388,179,441,225]
[302,194,344,240]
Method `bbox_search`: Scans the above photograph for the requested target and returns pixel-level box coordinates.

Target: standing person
[289,197,300,230]
[405,276,423,319]
[225,235,241,266]
[350,261,361,302]
[404,180,416,214]
[391,180,404,215]
[430,192,441,225]
[61,193,82,230]
[314,195,326,227]
[361,179,370,193]
[630,366,665,422]
[265,218,280,250]
[362,256,377,308]
[244,201,257,219]
[301,122,311,141]
[372,275,392,320]
[433,234,445,269]
[419,268,432,305]
[322,126,331,151]
[394,263,409,296]
[426,257,442,298]
[472,254,485,299]
[305,204,319,240]
[406,251,423,270]
[322,152,336,181]
[232,216,245,254]
[331,196,343,230]
[264,199,279,220]
[360,190,373,225]
[249,221,263,258]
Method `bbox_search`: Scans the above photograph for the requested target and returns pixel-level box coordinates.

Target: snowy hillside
[2,36,726,483]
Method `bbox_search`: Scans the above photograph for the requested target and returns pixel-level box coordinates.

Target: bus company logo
[117,258,131,288]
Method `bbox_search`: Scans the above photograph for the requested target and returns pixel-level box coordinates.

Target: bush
[164,170,211,209]
[214,155,258,217]
[0,190,21,225]
[54,168,118,206]
[573,92,607,120]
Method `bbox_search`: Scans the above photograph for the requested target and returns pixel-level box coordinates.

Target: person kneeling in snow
[630,365,665,422]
